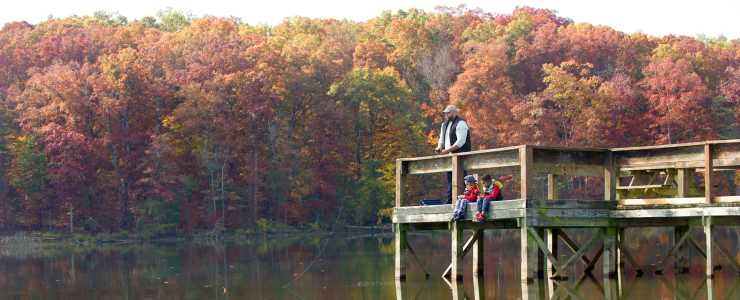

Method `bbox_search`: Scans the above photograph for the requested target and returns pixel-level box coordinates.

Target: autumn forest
[0,7,738,235]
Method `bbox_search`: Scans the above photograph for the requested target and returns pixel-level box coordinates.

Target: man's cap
[463,175,477,183]
[442,104,459,113]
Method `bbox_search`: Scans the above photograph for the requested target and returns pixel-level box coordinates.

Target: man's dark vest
[442,116,472,153]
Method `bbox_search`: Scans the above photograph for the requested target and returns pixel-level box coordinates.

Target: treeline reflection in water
[0,229,737,299]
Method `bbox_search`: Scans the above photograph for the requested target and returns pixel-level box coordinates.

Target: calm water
[0,230,738,299]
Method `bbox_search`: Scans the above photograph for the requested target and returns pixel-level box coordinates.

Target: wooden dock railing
[396,139,740,208]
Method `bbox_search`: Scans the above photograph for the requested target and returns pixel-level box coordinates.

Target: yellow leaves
[543,60,601,114]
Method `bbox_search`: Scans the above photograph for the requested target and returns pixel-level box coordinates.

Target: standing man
[435,104,472,203]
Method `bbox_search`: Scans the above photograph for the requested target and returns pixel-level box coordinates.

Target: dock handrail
[396,140,740,208]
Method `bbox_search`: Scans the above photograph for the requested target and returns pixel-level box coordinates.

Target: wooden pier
[392,140,740,299]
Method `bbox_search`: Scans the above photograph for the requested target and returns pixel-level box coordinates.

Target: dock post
[604,227,619,299]
[545,174,559,297]
[395,223,407,280]
[451,221,464,281]
[473,230,484,277]
[703,216,713,278]
[521,221,545,299]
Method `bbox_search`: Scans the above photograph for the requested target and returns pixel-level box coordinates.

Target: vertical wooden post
[395,159,406,207]
[703,216,713,278]
[473,231,484,276]
[704,144,713,204]
[395,223,407,280]
[603,227,618,278]
[394,277,407,300]
[676,169,692,197]
[473,269,485,300]
[473,229,485,300]
[451,220,464,281]
[519,146,533,201]
[521,222,543,299]
[545,174,558,297]
[604,152,617,201]
[617,228,624,299]
[451,155,464,203]
[604,227,619,300]
[674,226,690,273]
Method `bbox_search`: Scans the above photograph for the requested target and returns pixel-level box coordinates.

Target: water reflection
[0,233,737,299]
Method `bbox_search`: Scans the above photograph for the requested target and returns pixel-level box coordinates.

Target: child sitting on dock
[474,175,504,222]
[452,175,480,221]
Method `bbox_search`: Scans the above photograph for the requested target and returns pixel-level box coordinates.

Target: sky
[1,0,738,39]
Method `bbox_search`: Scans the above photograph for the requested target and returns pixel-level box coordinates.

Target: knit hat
[463,175,477,184]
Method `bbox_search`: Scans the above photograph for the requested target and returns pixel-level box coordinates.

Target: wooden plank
[619,197,705,206]
[520,146,533,201]
[533,148,607,177]
[614,145,705,170]
[526,199,616,209]
[714,196,740,203]
[713,142,740,168]
[395,204,454,215]
[533,163,604,177]
[616,184,671,190]
[463,149,520,171]
[395,160,406,207]
[528,217,611,227]
[526,208,612,219]
[611,206,740,218]
[406,156,451,175]
[705,144,713,204]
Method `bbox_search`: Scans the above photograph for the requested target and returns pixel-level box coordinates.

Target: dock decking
[392,140,740,299]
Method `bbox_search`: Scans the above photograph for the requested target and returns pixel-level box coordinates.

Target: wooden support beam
[545,174,559,295]
[473,230,484,277]
[676,169,692,197]
[605,152,617,201]
[394,278,407,300]
[617,240,643,275]
[603,227,618,279]
[451,155,464,204]
[558,230,594,267]
[553,229,603,277]
[451,221,464,281]
[704,216,714,278]
[520,221,544,282]
[674,226,691,274]
[705,144,713,204]
[405,240,430,278]
[443,229,482,279]
[395,160,406,207]
[473,271,485,300]
[394,223,407,280]
[655,228,692,273]
[519,146,533,201]
[715,238,740,274]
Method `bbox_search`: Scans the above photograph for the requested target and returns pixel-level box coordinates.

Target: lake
[0,230,737,299]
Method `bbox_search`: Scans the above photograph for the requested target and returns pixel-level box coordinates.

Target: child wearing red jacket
[474,174,506,222]
[452,175,480,221]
